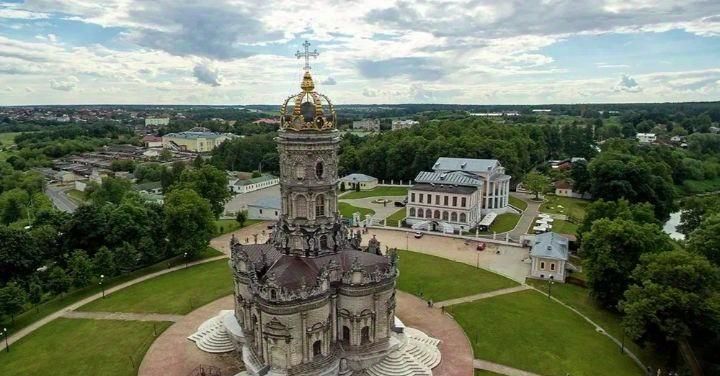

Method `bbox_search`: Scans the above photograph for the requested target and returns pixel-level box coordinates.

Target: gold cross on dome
[295,40,319,71]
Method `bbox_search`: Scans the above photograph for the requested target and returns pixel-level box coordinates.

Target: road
[45,185,78,213]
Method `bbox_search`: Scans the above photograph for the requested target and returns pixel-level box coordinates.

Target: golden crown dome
[280,71,336,132]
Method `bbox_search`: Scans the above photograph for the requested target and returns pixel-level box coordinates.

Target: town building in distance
[352,118,380,131]
[391,119,419,130]
[144,117,170,126]
[162,127,235,152]
[339,173,379,191]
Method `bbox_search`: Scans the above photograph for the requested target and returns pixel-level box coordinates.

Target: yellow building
[161,131,234,152]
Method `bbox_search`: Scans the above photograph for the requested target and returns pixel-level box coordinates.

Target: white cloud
[614,74,641,92]
[321,76,336,85]
[50,75,79,91]
[193,62,222,86]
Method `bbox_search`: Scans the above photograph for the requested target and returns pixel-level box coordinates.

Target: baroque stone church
[189,44,440,376]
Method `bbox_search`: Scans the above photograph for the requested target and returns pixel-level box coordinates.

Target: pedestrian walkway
[61,311,184,322]
[473,359,541,376]
[508,192,542,239]
[6,255,226,347]
[435,285,530,307]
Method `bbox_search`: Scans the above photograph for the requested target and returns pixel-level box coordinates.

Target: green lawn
[397,250,518,301]
[526,279,660,367]
[551,219,579,236]
[475,370,503,376]
[66,189,87,204]
[384,208,406,227]
[340,186,408,199]
[0,318,171,376]
[79,259,233,314]
[214,218,262,235]
[0,132,21,161]
[338,202,376,219]
[509,195,528,211]
[1,247,222,333]
[488,213,520,233]
[540,195,590,221]
[449,289,643,376]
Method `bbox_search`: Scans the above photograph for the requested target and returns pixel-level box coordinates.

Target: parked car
[476,242,486,251]
[394,201,406,207]
[414,231,423,239]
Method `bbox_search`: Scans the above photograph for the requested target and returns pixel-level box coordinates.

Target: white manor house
[406,157,512,232]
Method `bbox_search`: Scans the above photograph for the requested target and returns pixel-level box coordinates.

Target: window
[313,340,322,356]
[425,209,431,218]
[270,289,277,299]
[315,161,324,179]
[315,195,325,217]
[550,263,555,271]
[342,326,351,347]
[444,196,448,206]
[296,195,307,218]
[419,193,423,203]
[442,211,448,220]
[295,164,305,180]
[361,327,370,345]
[451,212,457,222]
[459,213,467,223]
[434,210,440,219]
[320,235,328,249]
[418,208,424,218]
[461,197,467,207]
[540,262,545,270]
[409,207,416,217]
[452,197,457,206]
[411,193,415,202]
[435,195,440,205]
[260,209,263,214]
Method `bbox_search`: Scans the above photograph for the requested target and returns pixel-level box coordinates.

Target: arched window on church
[270,289,277,300]
[442,211,448,221]
[433,210,440,219]
[361,326,370,345]
[425,209,432,218]
[295,163,305,180]
[319,235,328,249]
[342,326,351,347]
[315,161,324,179]
[296,195,308,218]
[315,195,325,217]
[313,340,322,357]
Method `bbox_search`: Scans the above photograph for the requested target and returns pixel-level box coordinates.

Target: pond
[662,211,685,240]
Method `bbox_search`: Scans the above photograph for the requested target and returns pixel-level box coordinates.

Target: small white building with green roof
[229,174,279,194]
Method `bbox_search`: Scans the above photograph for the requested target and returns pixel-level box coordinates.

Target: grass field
[551,219,579,235]
[214,218,262,235]
[1,247,222,333]
[526,279,660,367]
[509,195,528,211]
[79,259,232,314]
[679,178,720,195]
[340,186,408,199]
[338,202,376,219]
[0,318,171,376]
[539,195,590,221]
[449,289,642,376]
[487,213,520,233]
[475,370,502,376]
[66,189,87,204]
[397,250,518,301]
[0,132,21,161]
[384,208,406,227]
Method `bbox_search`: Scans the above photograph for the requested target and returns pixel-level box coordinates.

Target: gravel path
[435,285,530,308]
[61,311,185,322]
[473,358,541,376]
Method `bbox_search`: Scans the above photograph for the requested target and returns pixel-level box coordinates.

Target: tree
[569,160,591,193]
[159,149,172,162]
[68,250,94,288]
[339,181,346,192]
[173,164,230,216]
[114,242,140,273]
[28,280,43,312]
[621,251,720,347]
[164,188,215,258]
[578,199,658,237]
[678,195,720,235]
[0,282,27,323]
[523,172,549,200]
[0,226,41,284]
[86,176,132,205]
[46,266,72,295]
[236,210,247,228]
[686,214,720,266]
[581,218,673,308]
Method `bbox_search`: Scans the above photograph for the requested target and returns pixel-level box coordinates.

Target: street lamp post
[183,252,188,269]
[99,274,105,298]
[548,279,555,299]
[3,327,8,353]
[620,331,626,354]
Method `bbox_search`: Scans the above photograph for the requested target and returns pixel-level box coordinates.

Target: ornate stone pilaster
[301,312,308,363]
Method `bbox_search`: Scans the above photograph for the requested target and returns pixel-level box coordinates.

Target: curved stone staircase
[367,327,442,376]
[188,310,236,353]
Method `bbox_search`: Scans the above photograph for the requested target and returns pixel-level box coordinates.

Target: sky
[0,0,719,105]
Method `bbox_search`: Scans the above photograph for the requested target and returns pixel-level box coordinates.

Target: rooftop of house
[133,181,162,191]
[414,170,483,187]
[433,157,500,173]
[233,174,279,186]
[248,195,281,209]
[340,173,377,182]
[530,232,569,261]
[163,131,231,140]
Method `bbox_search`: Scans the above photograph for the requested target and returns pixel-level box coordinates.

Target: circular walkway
[138,291,474,376]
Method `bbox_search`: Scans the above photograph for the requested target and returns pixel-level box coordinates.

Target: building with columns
[432,157,511,214]
[195,49,441,376]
